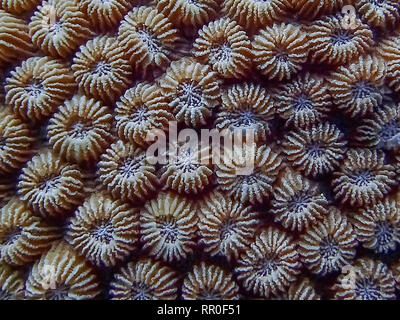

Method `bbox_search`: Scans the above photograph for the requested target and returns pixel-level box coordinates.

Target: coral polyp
[25,241,101,300]
[270,169,329,232]
[328,55,387,118]
[0,263,24,300]
[0,0,41,14]
[234,227,301,298]
[331,149,397,207]
[252,23,308,81]
[47,95,113,165]
[118,6,180,75]
[5,56,76,123]
[332,258,396,300]
[115,82,173,147]
[352,198,400,254]
[0,198,60,266]
[159,57,220,127]
[282,122,347,178]
[156,0,218,30]
[392,259,400,290]
[298,208,357,276]
[286,0,343,20]
[160,141,213,195]
[17,150,85,218]
[182,263,239,300]
[109,258,178,300]
[97,141,159,202]
[140,192,198,263]
[78,0,133,32]
[276,277,320,300]
[216,144,283,204]
[215,83,275,143]
[72,35,132,104]
[29,0,92,58]
[222,0,287,30]
[0,9,34,66]
[307,14,373,66]
[275,73,331,128]
[354,104,400,151]
[355,0,400,29]
[377,35,400,94]
[285,278,320,300]
[0,107,33,174]
[198,191,259,261]
[66,192,139,268]
[193,18,252,79]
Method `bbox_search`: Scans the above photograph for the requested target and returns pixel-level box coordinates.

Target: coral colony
[1,0,400,301]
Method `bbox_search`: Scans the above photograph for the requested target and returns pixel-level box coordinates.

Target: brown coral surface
[2,0,400,301]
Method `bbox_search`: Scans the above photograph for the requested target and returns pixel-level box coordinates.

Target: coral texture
[0,9,34,66]
[0,198,59,266]
[3,0,400,302]
[0,107,33,174]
